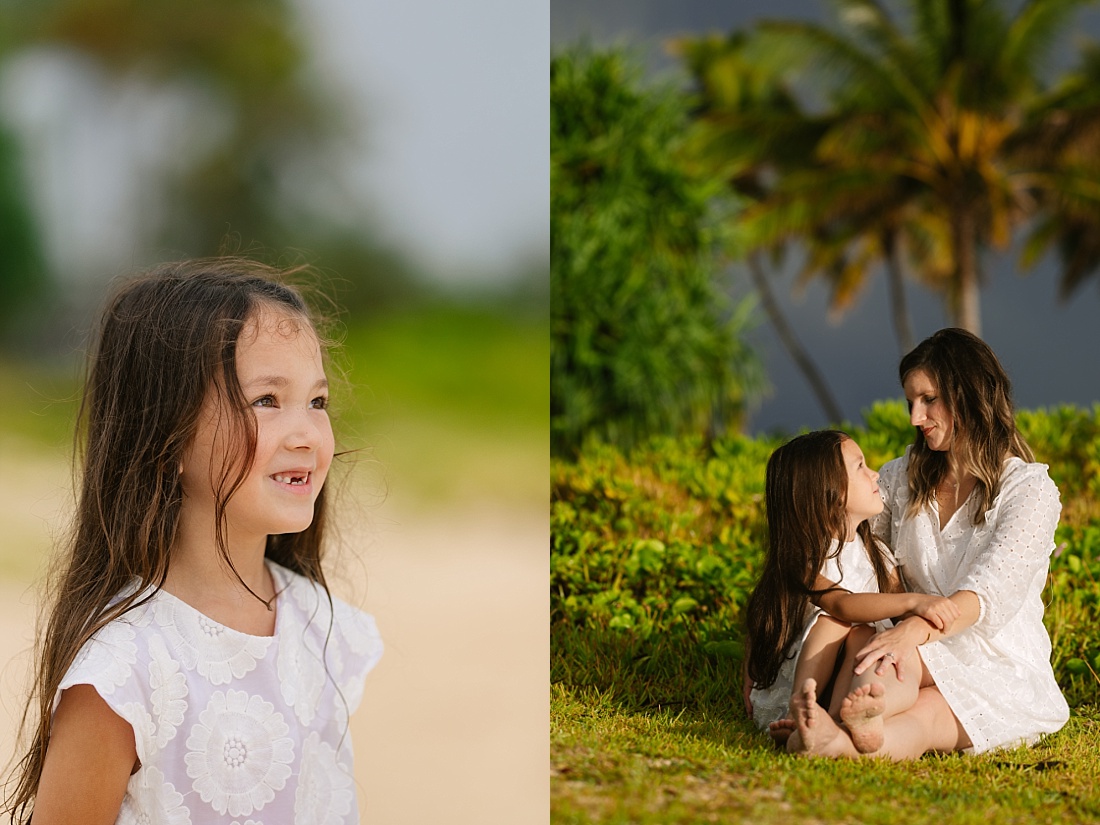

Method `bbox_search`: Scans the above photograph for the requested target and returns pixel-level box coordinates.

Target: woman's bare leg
[874,685,971,760]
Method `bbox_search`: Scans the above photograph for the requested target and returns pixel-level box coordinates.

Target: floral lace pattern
[57,562,383,823]
[185,690,294,816]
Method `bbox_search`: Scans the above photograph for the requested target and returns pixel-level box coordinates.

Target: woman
[787,328,1069,759]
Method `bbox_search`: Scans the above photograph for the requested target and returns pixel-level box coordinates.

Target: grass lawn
[551,629,1100,824]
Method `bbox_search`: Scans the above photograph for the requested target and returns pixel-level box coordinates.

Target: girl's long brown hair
[900,328,1033,526]
[745,430,892,690]
[4,258,335,822]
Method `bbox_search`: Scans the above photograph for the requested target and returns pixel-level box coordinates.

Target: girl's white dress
[749,534,894,729]
[873,451,1069,753]
[57,561,384,824]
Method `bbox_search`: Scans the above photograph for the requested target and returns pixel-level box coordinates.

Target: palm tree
[678,33,846,423]
[1014,41,1100,299]
[742,0,1100,337]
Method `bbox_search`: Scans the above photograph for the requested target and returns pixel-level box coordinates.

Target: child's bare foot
[840,683,886,754]
[768,717,795,748]
[786,678,844,756]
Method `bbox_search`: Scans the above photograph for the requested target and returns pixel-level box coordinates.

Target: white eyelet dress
[872,449,1069,753]
[749,534,895,729]
[56,561,383,824]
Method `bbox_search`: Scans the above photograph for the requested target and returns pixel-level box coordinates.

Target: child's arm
[31,684,136,825]
[811,575,961,631]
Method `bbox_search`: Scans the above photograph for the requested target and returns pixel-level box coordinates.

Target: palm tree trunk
[953,207,982,335]
[883,229,915,355]
[747,253,845,424]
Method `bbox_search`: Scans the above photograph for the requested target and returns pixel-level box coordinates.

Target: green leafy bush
[551,401,1100,707]
[550,49,765,457]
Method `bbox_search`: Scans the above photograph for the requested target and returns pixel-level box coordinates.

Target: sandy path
[351,504,547,823]
[0,447,547,823]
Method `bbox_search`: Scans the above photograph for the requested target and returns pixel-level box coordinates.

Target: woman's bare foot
[841,683,886,754]
[769,718,795,748]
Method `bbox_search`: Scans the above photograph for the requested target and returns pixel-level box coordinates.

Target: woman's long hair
[5,258,335,821]
[745,431,892,691]
[900,328,1033,525]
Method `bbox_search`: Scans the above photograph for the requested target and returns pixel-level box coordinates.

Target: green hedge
[551,401,1100,707]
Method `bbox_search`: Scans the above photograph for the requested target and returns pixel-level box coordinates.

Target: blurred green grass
[337,303,548,508]
[0,302,548,579]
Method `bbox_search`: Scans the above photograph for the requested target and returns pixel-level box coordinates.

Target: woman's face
[904,368,954,452]
[842,437,883,532]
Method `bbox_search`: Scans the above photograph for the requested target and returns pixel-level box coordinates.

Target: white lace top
[749,534,894,729]
[873,450,1069,753]
[56,562,383,824]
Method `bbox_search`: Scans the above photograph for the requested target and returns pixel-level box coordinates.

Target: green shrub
[551,402,1100,707]
[550,49,765,457]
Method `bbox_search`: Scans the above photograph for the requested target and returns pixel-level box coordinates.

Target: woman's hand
[907,593,961,632]
[854,618,930,681]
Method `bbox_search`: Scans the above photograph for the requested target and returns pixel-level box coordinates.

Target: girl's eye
[310,396,329,410]
[925,396,937,405]
[252,395,276,408]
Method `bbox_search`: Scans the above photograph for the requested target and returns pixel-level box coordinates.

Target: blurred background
[552,0,1100,442]
[0,1,548,823]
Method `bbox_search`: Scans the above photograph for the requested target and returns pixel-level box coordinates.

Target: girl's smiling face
[179,305,335,546]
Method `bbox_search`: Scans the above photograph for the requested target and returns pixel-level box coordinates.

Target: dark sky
[552,0,1100,435]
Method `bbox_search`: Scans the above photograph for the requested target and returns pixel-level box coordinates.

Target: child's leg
[826,623,876,718]
[767,616,851,747]
[830,627,923,754]
[790,615,852,700]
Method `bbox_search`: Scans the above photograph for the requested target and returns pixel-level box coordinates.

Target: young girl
[4,259,383,823]
[743,430,958,754]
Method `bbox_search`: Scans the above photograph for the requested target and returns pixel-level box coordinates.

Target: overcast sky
[553,0,1100,435]
[300,0,549,282]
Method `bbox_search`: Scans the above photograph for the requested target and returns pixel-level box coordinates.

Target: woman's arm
[853,589,981,680]
[30,684,135,825]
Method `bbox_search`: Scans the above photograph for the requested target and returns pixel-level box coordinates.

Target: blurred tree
[0,122,48,345]
[551,49,765,456]
[1015,41,1100,300]
[752,0,1100,336]
[0,0,411,315]
[727,0,1100,337]
[677,33,849,419]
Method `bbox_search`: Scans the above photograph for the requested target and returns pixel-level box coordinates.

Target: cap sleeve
[331,600,383,715]
[56,612,160,766]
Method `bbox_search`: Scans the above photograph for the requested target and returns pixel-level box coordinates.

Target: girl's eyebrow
[243,375,329,390]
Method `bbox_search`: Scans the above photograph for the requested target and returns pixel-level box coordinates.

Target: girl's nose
[910,405,924,426]
[287,409,324,449]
